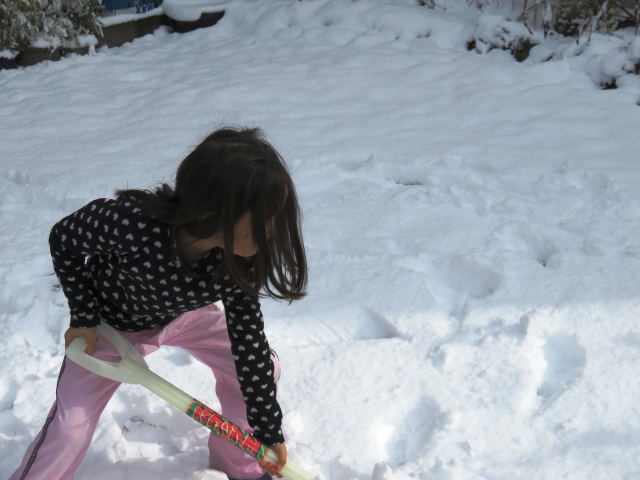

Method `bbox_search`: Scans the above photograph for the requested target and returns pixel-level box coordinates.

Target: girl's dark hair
[116,127,307,302]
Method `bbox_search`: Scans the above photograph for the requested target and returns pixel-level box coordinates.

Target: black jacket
[49,197,284,444]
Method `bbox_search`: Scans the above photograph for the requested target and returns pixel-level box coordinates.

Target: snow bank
[0,49,17,59]
[469,14,540,61]
[520,29,640,88]
[163,0,231,21]
[466,9,640,88]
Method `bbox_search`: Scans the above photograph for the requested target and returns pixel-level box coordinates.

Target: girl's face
[232,213,258,257]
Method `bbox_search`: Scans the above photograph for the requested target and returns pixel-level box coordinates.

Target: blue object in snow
[101,0,155,14]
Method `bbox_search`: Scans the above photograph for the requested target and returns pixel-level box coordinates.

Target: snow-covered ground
[1,1,640,479]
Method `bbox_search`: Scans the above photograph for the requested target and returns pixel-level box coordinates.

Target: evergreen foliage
[0,0,40,54]
[63,0,103,41]
[0,0,102,57]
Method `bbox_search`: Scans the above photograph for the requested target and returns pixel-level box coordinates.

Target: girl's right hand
[64,326,99,355]
[260,442,287,478]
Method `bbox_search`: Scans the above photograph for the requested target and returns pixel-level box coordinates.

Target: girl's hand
[64,326,99,355]
[260,443,287,478]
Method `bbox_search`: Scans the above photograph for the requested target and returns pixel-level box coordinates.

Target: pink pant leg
[10,305,280,480]
[8,330,152,480]
[159,304,281,480]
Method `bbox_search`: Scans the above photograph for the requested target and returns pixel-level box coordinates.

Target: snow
[29,36,61,50]
[0,50,17,59]
[64,34,100,50]
[163,0,231,21]
[472,14,535,55]
[1,0,640,479]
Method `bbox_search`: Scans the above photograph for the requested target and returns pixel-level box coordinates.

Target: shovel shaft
[66,324,315,480]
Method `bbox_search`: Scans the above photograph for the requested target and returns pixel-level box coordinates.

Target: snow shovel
[66,321,314,480]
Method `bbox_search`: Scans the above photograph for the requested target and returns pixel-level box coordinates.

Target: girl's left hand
[260,442,287,478]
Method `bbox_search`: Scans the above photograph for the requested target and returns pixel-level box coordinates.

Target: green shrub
[0,0,102,57]
[62,0,103,43]
[0,0,40,54]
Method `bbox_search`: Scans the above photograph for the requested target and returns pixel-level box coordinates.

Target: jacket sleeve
[49,198,127,328]
[221,286,285,445]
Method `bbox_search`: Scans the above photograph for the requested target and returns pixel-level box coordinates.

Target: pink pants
[9,304,280,480]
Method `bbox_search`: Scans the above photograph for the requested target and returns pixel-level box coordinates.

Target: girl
[9,127,307,480]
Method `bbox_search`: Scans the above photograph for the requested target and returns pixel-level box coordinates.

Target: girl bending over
[10,127,307,480]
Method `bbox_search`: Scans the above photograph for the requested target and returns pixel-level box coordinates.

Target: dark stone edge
[1,9,225,71]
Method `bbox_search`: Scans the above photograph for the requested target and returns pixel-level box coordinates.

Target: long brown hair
[116,127,307,302]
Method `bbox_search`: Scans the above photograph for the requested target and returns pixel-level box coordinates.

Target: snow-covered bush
[554,0,609,36]
[32,0,74,50]
[448,0,639,87]
[61,0,103,48]
[0,0,40,57]
[596,35,640,86]
[469,14,540,61]
[0,0,102,58]
[519,0,639,38]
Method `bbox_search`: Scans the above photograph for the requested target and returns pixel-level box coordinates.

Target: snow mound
[471,14,539,61]
[163,0,231,21]
[600,36,640,87]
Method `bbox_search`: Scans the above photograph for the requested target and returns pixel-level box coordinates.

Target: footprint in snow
[430,256,500,299]
[356,308,404,340]
[122,416,182,456]
[1,169,86,213]
[396,398,446,464]
[162,346,193,367]
[0,376,19,413]
[397,255,500,318]
[536,333,586,408]
[312,307,402,342]
[270,307,403,345]
[494,223,558,267]
[325,456,362,480]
